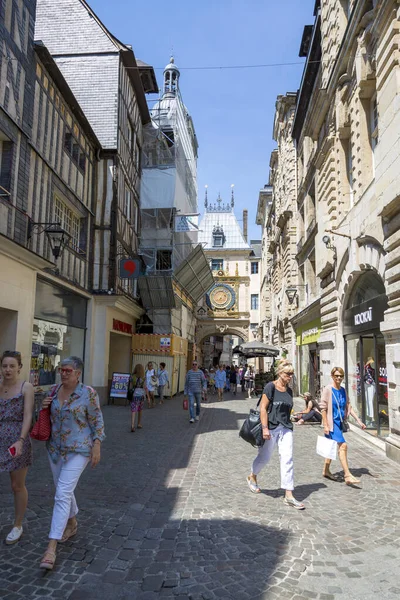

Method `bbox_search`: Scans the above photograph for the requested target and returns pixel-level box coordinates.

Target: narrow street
[1,391,400,600]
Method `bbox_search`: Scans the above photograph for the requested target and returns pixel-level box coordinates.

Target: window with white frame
[251,294,259,310]
[54,197,80,251]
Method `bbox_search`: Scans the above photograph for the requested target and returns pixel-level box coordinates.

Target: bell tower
[163,56,180,98]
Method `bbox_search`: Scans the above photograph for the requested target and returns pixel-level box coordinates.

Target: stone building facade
[261,0,400,460]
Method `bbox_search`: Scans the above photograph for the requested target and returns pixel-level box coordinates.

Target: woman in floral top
[39,357,105,570]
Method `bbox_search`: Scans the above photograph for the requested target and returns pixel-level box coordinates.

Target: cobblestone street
[1,390,400,600]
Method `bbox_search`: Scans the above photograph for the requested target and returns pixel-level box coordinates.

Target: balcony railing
[306,217,317,239]
[297,236,304,254]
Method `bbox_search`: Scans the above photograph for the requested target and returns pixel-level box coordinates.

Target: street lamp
[285,284,308,305]
[27,221,71,260]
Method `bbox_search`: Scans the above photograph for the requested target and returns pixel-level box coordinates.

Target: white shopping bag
[316,436,337,460]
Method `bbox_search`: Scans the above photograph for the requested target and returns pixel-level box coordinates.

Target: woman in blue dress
[320,366,366,485]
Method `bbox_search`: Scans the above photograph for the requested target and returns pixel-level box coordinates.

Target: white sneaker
[189,418,195,423]
[6,526,23,545]
[195,415,199,421]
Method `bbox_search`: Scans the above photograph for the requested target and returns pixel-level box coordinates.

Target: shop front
[296,318,321,397]
[343,272,389,438]
[30,278,88,392]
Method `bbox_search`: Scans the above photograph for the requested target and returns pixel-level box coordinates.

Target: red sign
[113,319,133,335]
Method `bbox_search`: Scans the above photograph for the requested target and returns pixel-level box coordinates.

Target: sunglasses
[333,374,344,378]
[283,371,294,376]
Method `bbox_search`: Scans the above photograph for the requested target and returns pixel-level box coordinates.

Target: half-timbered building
[35,0,158,401]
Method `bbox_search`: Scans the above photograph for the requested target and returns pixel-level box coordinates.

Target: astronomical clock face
[206,284,236,311]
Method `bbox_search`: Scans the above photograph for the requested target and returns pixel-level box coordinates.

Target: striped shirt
[184,369,207,395]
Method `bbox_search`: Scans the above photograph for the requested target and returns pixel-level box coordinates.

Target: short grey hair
[60,356,84,372]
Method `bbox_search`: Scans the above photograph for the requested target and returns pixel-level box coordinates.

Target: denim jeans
[188,391,202,419]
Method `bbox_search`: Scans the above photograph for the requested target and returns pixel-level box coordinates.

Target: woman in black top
[246,361,305,509]
[294,392,322,424]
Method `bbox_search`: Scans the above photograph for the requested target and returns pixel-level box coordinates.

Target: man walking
[184,361,207,423]
[157,362,169,404]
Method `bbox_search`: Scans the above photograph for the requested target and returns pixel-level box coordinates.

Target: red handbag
[30,407,51,441]
[183,398,188,410]
[30,386,57,441]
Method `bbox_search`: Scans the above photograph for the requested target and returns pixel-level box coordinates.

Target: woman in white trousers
[40,357,105,570]
[247,361,305,509]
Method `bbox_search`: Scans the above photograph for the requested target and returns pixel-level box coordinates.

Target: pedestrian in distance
[184,360,207,423]
[235,366,241,394]
[320,366,366,485]
[245,365,255,398]
[240,364,246,392]
[39,357,105,570]
[129,364,145,431]
[145,361,156,409]
[0,351,34,545]
[246,360,305,510]
[215,364,227,401]
[230,365,237,394]
[293,392,322,424]
[157,362,169,404]
[225,365,231,392]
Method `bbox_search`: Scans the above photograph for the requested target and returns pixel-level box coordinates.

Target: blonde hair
[331,366,344,377]
[276,360,294,376]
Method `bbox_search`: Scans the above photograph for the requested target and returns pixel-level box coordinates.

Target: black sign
[343,293,388,335]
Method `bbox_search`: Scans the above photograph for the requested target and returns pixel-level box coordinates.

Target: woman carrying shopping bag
[246,361,305,510]
[39,356,105,570]
[320,366,365,484]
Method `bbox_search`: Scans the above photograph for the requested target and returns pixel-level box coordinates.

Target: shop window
[211,258,223,271]
[54,197,81,252]
[156,249,172,271]
[251,262,259,274]
[251,294,259,310]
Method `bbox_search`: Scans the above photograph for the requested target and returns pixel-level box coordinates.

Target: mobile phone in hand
[8,446,16,457]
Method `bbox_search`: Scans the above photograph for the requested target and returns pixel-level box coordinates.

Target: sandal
[60,524,78,543]
[284,497,305,510]
[246,475,261,494]
[345,475,360,486]
[137,424,142,429]
[323,472,340,481]
[131,427,135,432]
[40,550,56,570]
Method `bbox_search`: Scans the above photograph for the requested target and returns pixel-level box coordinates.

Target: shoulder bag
[239,384,275,448]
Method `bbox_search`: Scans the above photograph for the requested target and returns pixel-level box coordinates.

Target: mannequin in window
[364,357,376,421]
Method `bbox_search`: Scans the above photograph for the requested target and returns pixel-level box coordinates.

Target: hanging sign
[109,372,130,399]
[174,215,199,232]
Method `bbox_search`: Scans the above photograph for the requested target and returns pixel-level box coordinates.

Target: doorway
[0,308,18,354]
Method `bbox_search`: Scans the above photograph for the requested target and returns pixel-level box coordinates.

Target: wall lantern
[285,284,309,305]
[28,221,71,261]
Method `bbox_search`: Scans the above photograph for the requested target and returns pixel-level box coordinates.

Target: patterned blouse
[47,383,105,463]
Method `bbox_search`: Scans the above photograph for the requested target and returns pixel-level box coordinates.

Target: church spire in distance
[163,56,180,98]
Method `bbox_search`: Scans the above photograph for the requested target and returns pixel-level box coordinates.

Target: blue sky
[90,0,315,240]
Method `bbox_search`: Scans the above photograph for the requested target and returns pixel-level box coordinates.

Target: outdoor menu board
[110,372,130,400]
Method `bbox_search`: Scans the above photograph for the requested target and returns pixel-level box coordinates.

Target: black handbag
[239,384,275,448]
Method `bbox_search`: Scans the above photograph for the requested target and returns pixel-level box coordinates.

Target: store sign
[160,336,171,349]
[343,294,388,335]
[113,319,133,335]
[296,319,321,346]
[174,215,198,232]
[110,372,130,399]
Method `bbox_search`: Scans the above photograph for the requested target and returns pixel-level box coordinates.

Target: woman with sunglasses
[246,360,305,510]
[320,366,366,485]
[39,357,105,570]
[0,351,34,545]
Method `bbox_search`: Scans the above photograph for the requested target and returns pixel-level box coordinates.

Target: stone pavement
[1,390,400,600]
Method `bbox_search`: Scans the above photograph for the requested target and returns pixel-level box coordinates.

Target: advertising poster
[110,372,130,399]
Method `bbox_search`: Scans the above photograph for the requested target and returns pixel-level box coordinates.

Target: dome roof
[164,56,180,73]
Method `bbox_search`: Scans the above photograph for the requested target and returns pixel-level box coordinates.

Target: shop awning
[238,341,280,358]
[137,275,177,310]
[174,244,214,302]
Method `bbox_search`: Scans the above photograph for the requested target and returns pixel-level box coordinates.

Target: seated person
[293,392,322,424]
